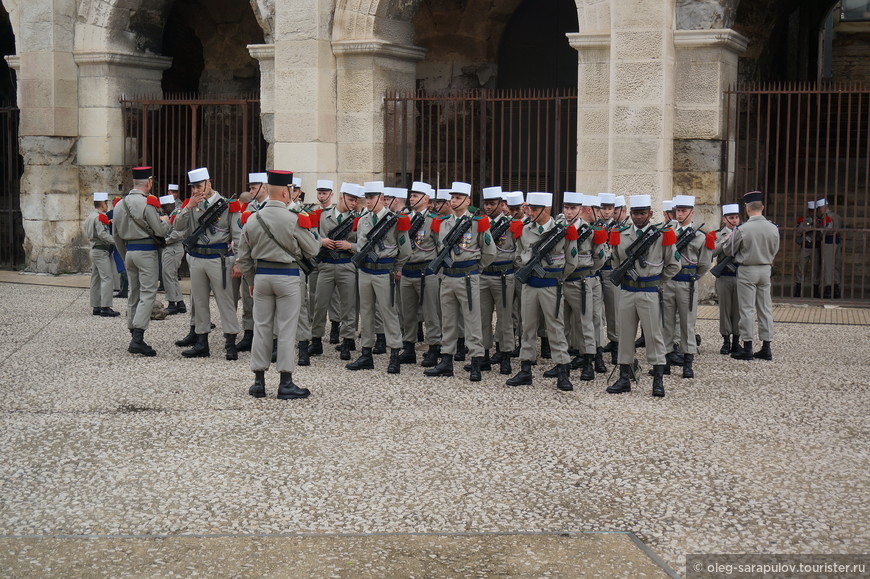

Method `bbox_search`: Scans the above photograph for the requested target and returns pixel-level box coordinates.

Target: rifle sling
[255,212,299,263]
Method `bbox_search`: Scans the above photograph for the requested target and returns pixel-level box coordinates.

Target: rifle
[427,215,473,274]
[608,223,666,287]
[182,197,229,253]
[514,222,569,285]
[489,215,513,242]
[673,223,705,311]
[317,212,356,261]
[710,255,736,278]
[407,211,426,249]
[351,211,400,268]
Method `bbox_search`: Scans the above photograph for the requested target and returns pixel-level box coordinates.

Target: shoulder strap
[122,197,163,243]
[255,211,297,259]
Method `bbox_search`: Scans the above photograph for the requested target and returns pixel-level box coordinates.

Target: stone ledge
[331,40,427,62]
[673,28,749,54]
[72,51,173,71]
[566,32,611,51]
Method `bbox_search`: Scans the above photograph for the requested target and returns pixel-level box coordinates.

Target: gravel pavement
[0,282,868,576]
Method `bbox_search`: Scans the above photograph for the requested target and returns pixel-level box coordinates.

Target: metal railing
[120,94,267,198]
[384,89,577,205]
[0,105,22,269]
[724,83,870,302]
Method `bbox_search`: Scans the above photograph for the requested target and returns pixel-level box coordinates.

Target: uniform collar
[207,191,221,205]
[263,200,288,209]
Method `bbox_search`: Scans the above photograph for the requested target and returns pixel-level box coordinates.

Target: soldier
[234,172,268,352]
[605,195,680,397]
[397,181,443,367]
[713,203,741,355]
[287,178,315,365]
[112,166,172,356]
[505,191,526,356]
[660,195,714,379]
[312,182,362,361]
[235,170,320,400]
[159,193,187,316]
[793,200,818,298]
[816,197,842,299]
[505,192,578,390]
[168,184,182,210]
[476,186,518,375]
[85,192,121,318]
[727,191,780,361]
[346,181,412,373]
[598,193,622,363]
[307,179,344,354]
[424,182,495,380]
[172,167,243,360]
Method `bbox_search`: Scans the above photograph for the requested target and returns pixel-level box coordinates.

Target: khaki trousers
[295,272,312,341]
[563,279,596,355]
[737,265,774,342]
[251,273,301,373]
[358,271,402,349]
[161,243,184,303]
[188,255,240,335]
[616,289,666,366]
[716,274,740,336]
[479,273,515,351]
[820,241,841,288]
[795,246,817,286]
[440,274,483,357]
[589,275,605,347]
[400,273,441,345]
[519,284,570,364]
[662,280,699,354]
[601,269,621,342]
[90,248,114,308]
[313,261,358,340]
[125,249,160,330]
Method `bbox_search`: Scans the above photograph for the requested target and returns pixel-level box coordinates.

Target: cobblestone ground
[0,283,868,575]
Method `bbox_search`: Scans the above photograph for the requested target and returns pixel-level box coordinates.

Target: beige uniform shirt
[173,192,242,247]
[610,223,680,283]
[84,211,114,249]
[354,206,412,271]
[436,210,496,270]
[516,217,578,278]
[726,215,780,265]
[112,189,172,258]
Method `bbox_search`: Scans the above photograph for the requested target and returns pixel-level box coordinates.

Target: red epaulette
[146,195,161,208]
[228,200,242,213]
[352,217,361,232]
[112,197,121,207]
[98,213,111,225]
[592,228,608,245]
[240,202,248,212]
[431,216,443,234]
[181,198,190,209]
[310,208,322,228]
[609,230,621,246]
[170,215,177,225]
[510,219,523,239]
[825,215,832,224]
[397,214,411,232]
[240,211,252,226]
[296,213,311,229]
[662,229,677,246]
[797,217,804,224]
[476,215,490,232]
[705,230,717,250]
[565,224,579,241]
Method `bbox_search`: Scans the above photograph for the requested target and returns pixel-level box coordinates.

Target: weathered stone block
[613,105,663,136]
[337,143,375,174]
[612,172,663,198]
[577,139,609,169]
[578,64,610,103]
[611,0,669,30]
[674,107,720,139]
[613,31,664,60]
[578,107,610,136]
[614,62,664,102]
[575,170,609,194]
[676,0,739,30]
[675,60,720,106]
[674,138,723,172]
[613,138,663,173]
[672,171,721,203]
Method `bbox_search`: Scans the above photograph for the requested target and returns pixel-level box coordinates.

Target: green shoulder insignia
[571,246,577,257]
[484,232,491,245]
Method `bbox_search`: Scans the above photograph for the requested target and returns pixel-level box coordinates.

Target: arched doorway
[0,1,21,269]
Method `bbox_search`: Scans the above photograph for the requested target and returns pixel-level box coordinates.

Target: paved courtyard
[0,276,868,576]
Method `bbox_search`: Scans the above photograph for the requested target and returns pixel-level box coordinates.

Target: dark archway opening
[0,2,22,269]
[497,0,578,89]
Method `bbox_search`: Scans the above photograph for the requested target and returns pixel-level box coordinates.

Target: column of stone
[248,44,275,168]
[569,32,611,193]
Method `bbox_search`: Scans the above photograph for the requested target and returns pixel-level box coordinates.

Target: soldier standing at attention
[504,192,527,357]
[85,192,121,318]
[233,172,268,352]
[597,193,621,363]
[713,203,741,355]
[816,197,842,299]
[506,192,578,391]
[727,191,780,361]
[346,181,412,374]
[397,181,442,367]
[172,167,243,360]
[606,195,680,397]
[235,170,320,400]
[793,200,817,298]
[660,195,714,379]
[312,182,362,361]
[112,167,172,356]
[424,182,495,380]
[307,179,343,355]
[160,193,187,316]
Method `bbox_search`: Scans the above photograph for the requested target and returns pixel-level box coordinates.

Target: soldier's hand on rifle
[334,240,352,251]
[321,238,336,250]
[160,215,170,223]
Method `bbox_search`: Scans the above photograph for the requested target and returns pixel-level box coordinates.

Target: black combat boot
[387,348,401,374]
[499,354,512,375]
[594,347,607,373]
[666,346,684,366]
[568,347,579,358]
[297,341,310,366]
[175,325,197,347]
[421,345,440,367]
[128,328,156,357]
[346,347,374,370]
[424,354,454,377]
[176,301,187,314]
[339,338,355,361]
[373,333,387,355]
[635,332,645,348]
[271,339,278,363]
[682,353,694,379]
[453,338,467,362]
[543,364,559,378]
[540,337,551,359]
[509,341,521,357]
[398,341,416,364]
[609,342,618,365]
[602,340,618,353]
[491,349,504,364]
[731,334,740,353]
[606,364,633,394]
[114,271,128,298]
[464,350,492,372]
[100,307,121,317]
[731,340,753,360]
[580,354,595,381]
[236,329,254,352]
[719,335,731,355]
[336,338,356,352]
[570,354,584,370]
[753,341,772,361]
[652,365,666,397]
[277,372,310,400]
[417,321,425,343]
[308,337,323,356]
[328,321,341,344]
[224,333,238,361]
[166,301,179,315]
[556,363,573,391]
[249,371,266,398]
[469,356,483,382]
[506,361,533,386]
[793,283,802,298]
[182,333,210,358]
[92,307,102,316]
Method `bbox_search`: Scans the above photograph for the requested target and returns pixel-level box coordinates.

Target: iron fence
[384,89,577,206]
[0,105,22,269]
[724,83,870,302]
